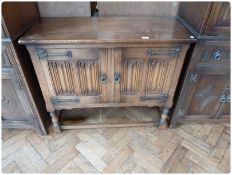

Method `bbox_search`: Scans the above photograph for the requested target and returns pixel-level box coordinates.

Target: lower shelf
[58,106,160,129]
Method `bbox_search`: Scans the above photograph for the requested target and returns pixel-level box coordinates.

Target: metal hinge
[147,48,180,58]
[37,48,72,60]
[189,73,198,83]
[140,94,168,102]
[37,48,48,59]
[51,97,80,105]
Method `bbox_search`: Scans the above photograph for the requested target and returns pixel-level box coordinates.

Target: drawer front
[199,41,230,66]
[120,46,182,104]
[2,44,12,68]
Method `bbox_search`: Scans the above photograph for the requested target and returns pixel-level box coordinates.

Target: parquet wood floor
[1,107,230,173]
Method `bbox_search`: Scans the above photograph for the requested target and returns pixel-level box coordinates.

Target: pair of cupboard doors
[27,43,189,112]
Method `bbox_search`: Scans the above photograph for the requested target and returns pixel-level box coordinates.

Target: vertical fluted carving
[48,61,75,95]
[145,59,171,93]
[121,59,143,94]
[76,60,100,95]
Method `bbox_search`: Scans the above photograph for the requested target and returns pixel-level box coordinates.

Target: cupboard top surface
[19,17,196,44]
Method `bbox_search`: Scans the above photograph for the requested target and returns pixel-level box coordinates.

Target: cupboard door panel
[2,69,32,121]
[177,66,230,121]
[37,48,104,107]
[187,74,228,116]
[120,47,180,103]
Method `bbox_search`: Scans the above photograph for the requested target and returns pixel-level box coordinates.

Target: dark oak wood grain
[204,2,230,36]
[19,17,196,44]
[177,2,230,38]
[177,2,212,36]
[2,2,40,40]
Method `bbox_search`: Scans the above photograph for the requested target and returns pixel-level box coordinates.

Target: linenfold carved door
[120,47,181,105]
[35,47,123,109]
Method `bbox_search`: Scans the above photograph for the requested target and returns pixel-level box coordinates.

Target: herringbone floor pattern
[2,107,230,173]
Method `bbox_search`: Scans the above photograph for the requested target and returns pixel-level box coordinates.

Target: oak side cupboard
[19,17,196,132]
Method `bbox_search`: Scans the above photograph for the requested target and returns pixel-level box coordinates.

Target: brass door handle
[100,73,108,84]
[220,95,230,103]
[226,95,230,103]
[114,73,120,83]
[212,51,222,61]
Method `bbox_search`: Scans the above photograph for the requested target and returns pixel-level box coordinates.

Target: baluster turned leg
[50,111,61,133]
[159,107,169,129]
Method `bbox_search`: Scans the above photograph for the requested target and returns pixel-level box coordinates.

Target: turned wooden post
[50,112,61,133]
[159,107,169,129]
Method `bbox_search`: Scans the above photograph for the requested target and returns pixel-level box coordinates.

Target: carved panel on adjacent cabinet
[172,65,230,126]
[2,70,32,121]
[187,74,228,116]
[2,44,12,68]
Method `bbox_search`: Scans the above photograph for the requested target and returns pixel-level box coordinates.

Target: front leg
[159,107,169,129]
[50,111,61,133]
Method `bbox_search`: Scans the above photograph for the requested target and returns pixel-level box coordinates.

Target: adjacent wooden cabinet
[2,43,33,123]
[19,17,196,132]
[205,2,230,36]
[171,2,230,127]
[178,2,230,38]
[2,2,49,134]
